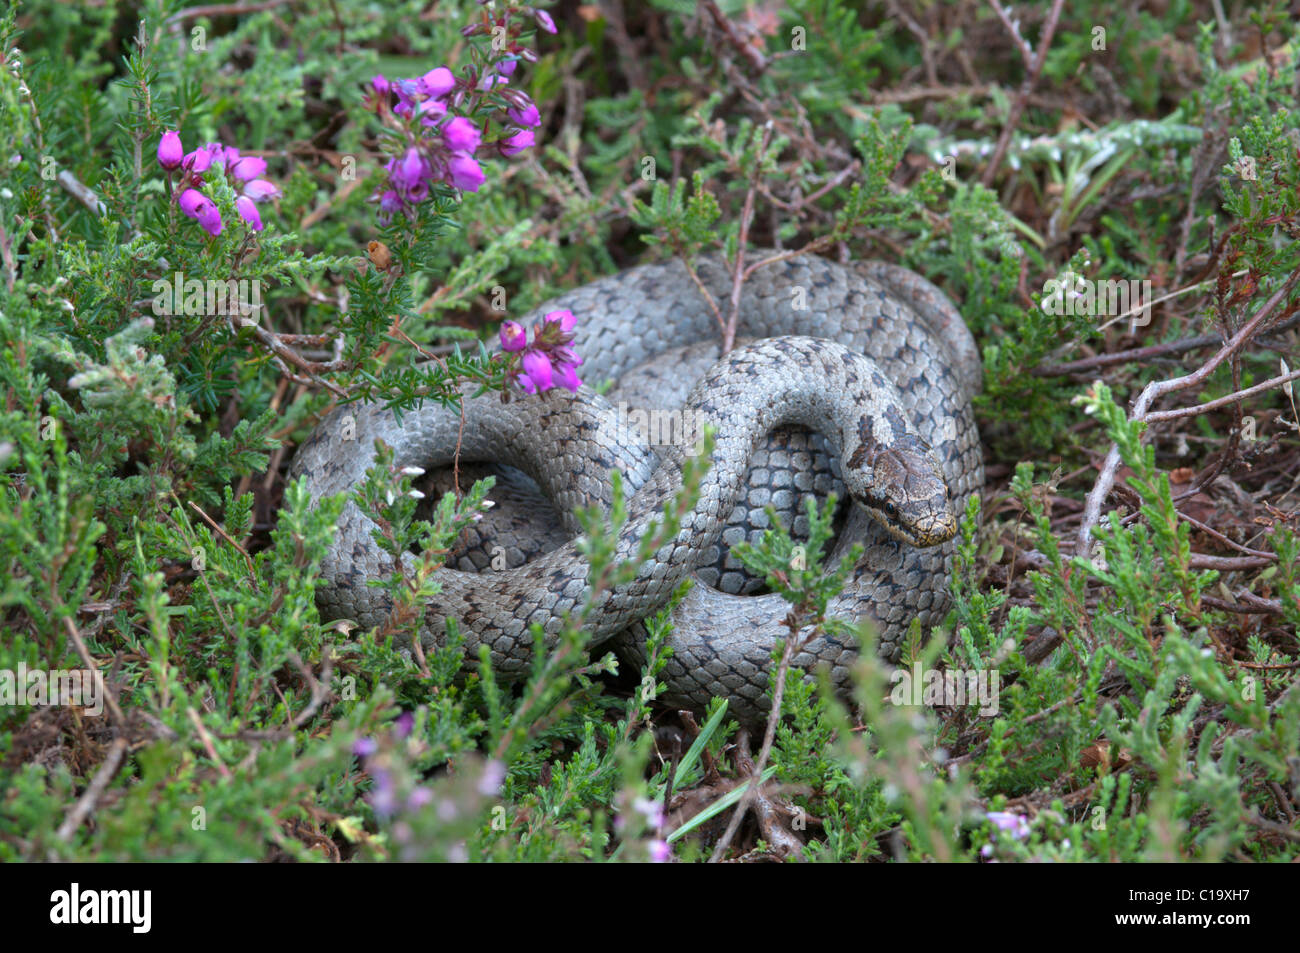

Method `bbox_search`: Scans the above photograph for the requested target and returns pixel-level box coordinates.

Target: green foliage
[2,0,1297,864]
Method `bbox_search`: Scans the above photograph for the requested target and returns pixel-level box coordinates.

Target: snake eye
[884,501,898,518]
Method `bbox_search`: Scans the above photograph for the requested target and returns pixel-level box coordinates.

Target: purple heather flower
[372,74,390,96]
[543,308,577,333]
[392,148,429,193]
[177,187,209,218]
[554,362,582,393]
[447,154,485,192]
[196,205,222,236]
[369,767,397,816]
[378,189,402,213]
[418,66,455,99]
[352,737,377,758]
[500,321,527,352]
[535,9,557,34]
[182,147,214,174]
[634,796,664,828]
[404,178,430,203]
[478,71,510,91]
[419,98,449,127]
[553,346,583,367]
[987,811,1030,840]
[235,196,263,230]
[648,839,671,863]
[395,710,415,738]
[442,117,482,154]
[230,155,267,182]
[499,129,535,157]
[477,759,506,797]
[171,138,276,236]
[507,101,541,128]
[240,178,280,203]
[157,131,183,170]
[207,142,234,167]
[553,345,585,371]
[498,58,518,78]
[521,350,553,392]
[407,787,433,810]
[176,187,201,217]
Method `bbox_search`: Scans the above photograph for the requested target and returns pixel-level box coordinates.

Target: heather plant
[2,0,1298,866]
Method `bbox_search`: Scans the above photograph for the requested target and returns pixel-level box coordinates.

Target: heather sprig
[365,3,554,225]
[499,309,583,394]
[157,131,281,235]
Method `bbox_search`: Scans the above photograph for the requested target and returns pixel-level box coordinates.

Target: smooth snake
[291,253,984,722]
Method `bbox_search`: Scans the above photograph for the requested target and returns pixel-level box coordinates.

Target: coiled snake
[292,254,984,722]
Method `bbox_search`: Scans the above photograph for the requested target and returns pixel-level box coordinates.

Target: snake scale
[291,254,984,722]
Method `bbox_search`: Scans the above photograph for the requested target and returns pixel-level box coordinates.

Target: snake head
[847,433,957,548]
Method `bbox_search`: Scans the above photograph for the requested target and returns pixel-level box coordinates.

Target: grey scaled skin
[290,254,984,723]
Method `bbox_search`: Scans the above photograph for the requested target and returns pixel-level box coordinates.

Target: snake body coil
[291,254,984,722]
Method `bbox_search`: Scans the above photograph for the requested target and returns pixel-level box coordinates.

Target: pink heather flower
[157,131,183,170]
[419,98,449,127]
[235,195,263,231]
[183,147,214,174]
[648,839,671,863]
[477,759,506,797]
[554,362,582,393]
[521,350,553,391]
[499,129,534,157]
[498,58,518,78]
[553,346,583,369]
[377,189,402,224]
[207,142,234,167]
[442,117,481,153]
[195,204,222,236]
[500,321,527,352]
[177,188,208,219]
[507,101,541,128]
[633,796,664,828]
[535,9,557,34]
[393,148,429,192]
[447,154,485,192]
[241,179,280,202]
[543,309,577,333]
[369,768,397,816]
[178,185,223,235]
[372,74,390,96]
[404,178,430,203]
[418,66,455,99]
[987,811,1031,840]
[230,155,267,181]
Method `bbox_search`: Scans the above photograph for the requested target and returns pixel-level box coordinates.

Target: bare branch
[1076,273,1300,557]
